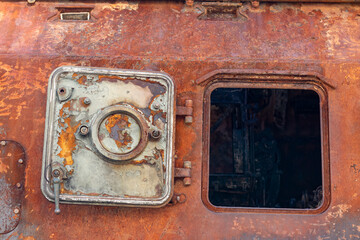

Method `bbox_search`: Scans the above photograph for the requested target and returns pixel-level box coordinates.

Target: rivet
[84,97,91,105]
[27,0,36,4]
[16,183,21,188]
[14,208,20,214]
[0,141,6,146]
[18,159,24,164]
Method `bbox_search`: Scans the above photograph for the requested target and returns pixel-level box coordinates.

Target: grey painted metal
[41,66,175,208]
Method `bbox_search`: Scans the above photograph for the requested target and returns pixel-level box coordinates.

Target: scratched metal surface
[1,1,360,239]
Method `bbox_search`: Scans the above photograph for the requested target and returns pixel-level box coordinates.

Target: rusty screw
[14,208,20,214]
[251,1,260,8]
[0,140,6,146]
[151,130,161,139]
[84,97,91,105]
[79,125,89,136]
[16,183,21,188]
[18,159,24,164]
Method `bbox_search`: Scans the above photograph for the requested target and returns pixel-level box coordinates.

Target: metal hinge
[176,100,193,124]
[174,161,192,186]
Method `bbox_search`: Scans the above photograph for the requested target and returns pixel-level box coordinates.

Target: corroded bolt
[153,103,160,110]
[16,183,21,188]
[84,97,91,105]
[52,169,61,178]
[251,1,260,8]
[14,208,20,214]
[0,140,6,146]
[79,125,89,136]
[18,159,24,164]
[151,130,161,139]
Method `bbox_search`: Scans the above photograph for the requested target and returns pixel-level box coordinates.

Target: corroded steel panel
[0,1,360,239]
[0,140,25,234]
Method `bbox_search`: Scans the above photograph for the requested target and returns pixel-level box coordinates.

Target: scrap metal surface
[0,1,360,239]
[0,141,25,235]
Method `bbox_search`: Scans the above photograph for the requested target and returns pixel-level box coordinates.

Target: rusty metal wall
[1,1,360,239]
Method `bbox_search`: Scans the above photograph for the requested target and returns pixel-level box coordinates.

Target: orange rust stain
[159,149,165,161]
[131,159,148,165]
[57,102,80,166]
[77,75,87,85]
[18,234,36,240]
[98,75,122,81]
[72,73,78,79]
[105,114,133,149]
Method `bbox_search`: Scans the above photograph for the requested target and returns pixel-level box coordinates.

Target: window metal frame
[200,70,331,214]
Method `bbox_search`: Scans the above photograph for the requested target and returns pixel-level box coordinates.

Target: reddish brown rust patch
[105,114,133,149]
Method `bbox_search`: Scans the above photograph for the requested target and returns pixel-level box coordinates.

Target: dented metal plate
[41,66,175,207]
[0,140,26,234]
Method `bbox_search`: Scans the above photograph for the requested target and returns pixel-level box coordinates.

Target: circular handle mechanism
[91,105,149,162]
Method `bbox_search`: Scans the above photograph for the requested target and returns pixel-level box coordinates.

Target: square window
[201,76,330,214]
[209,88,322,209]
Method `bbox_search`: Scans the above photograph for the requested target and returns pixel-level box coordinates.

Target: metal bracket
[174,161,192,186]
[176,100,193,124]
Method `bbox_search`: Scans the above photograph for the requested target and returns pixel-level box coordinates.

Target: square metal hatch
[41,66,175,209]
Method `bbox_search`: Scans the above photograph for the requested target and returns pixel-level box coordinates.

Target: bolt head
[0,141,6,146]
[84,98,91,105]
[18,159,24,164]
[153,103,160,110]
[79,125,89,136]
[151,130,161,139]
[14,208,20,214]
[16,183,21,188]
[52,169,61,177]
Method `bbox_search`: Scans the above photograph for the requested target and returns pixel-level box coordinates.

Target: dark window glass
[209,88,322,209]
